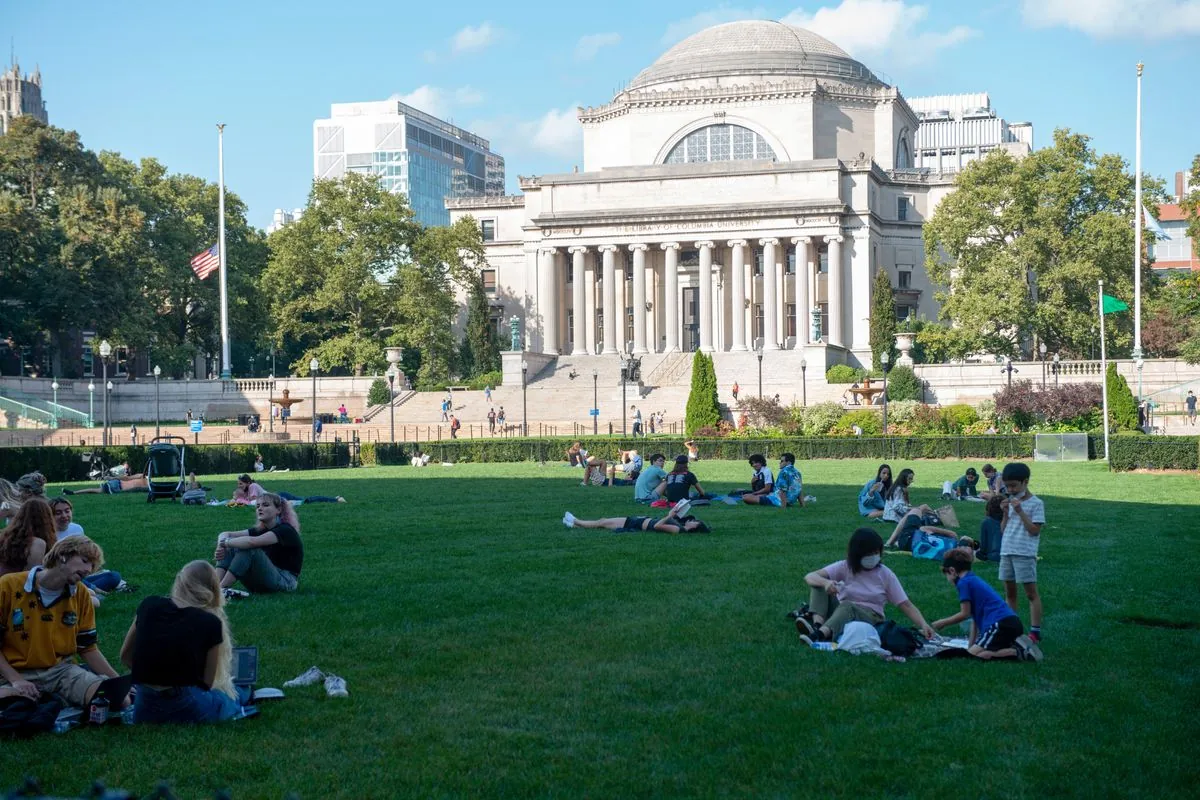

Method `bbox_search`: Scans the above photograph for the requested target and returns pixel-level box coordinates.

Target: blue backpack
[911,530,958,560]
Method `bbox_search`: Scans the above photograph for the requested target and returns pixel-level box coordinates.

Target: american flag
[190,244,220,280]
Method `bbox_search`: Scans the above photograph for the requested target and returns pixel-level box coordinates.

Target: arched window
[664,124,777,164]
[896,135,912,169]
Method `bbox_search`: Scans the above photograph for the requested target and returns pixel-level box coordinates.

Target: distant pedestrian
[441,398,450,422]
[484,385,493,403]
[449,415,461,439]
[732,382,740,401]
[497,407,507,430]
[487,407,497,434]
[631,406,643,437]
[130,424,138,446]
[1187,390,1196,426]
[187,409,193,423]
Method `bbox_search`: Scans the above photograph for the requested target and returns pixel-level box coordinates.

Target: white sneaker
[222,588,250,600]
[283,666,325,688]
[563,512,576,528]
[324,674,348,697]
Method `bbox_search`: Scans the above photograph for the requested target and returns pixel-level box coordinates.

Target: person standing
[497,407,507,430]
[441,398,450,422]
[731,382,739,401]
[631,406,643,437]
[130,424,138,446]
[487,407,497,434]
[484,385,493,403]
[449,415,461,439]
[1187,390,1197,426]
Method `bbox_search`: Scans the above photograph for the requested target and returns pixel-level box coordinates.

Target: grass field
[3,458,1199,798]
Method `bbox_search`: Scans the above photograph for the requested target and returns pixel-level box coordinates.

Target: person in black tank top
[121,561,247,723]
[562,503,711,534]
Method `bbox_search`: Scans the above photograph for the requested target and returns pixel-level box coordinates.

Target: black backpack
[875,621,924,656]
[0,694,64,737]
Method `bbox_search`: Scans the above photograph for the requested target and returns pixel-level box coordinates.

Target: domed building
[448,20,1029,375]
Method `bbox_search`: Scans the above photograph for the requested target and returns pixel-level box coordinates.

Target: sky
[5,0,1199,230]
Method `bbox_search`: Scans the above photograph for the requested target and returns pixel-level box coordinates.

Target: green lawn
[4,459,1199,798]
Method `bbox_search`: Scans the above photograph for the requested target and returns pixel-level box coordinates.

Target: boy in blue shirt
[931,549,1042,661]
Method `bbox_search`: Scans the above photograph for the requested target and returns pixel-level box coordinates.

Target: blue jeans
[277,491,339,503]
[858,491,885,516]
[84,570,123,592]
[133,684,250,724]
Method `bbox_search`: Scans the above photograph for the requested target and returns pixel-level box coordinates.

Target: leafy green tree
[685,351,720,434]
[923,129,1162,359]
[1105,363,1139,431]
[885,365,923,402]
[869,269,896,371]
[457,271,500,379]
[367,378,391,406]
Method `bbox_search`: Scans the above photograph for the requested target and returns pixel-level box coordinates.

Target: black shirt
[250,522,303,576]
[664,471,698,502]
[131,596,223,688]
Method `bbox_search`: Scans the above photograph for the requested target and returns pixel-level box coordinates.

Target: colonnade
[534,234,847,356]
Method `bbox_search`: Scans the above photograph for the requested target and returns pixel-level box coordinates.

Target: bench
[446,385,470,392]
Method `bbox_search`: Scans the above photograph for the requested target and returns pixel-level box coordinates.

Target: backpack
[0,694,64,737]
[875,621,924,656]
[912,530,958,560]
[181,488,207,505]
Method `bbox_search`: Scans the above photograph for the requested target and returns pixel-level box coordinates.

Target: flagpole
[1099,280,1110,463]
[217,123,232,380]
[1132,63,1143,366]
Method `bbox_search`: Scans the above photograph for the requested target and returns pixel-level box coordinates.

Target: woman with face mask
[794,528,934,646]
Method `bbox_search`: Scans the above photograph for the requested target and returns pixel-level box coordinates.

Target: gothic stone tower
[0,59,48,135]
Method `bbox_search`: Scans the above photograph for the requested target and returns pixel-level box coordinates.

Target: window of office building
[785,303,796,338]
[481,219,496,242]
[897,269,911,289]
[482,269,496,294]
[898,196,909,221]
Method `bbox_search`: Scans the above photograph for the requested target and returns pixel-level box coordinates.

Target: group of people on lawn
[0,467,309,728]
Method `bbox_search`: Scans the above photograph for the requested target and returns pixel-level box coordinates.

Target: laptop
[234,646,284,705]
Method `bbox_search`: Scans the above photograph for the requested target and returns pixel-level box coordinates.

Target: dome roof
[628,20,880,92]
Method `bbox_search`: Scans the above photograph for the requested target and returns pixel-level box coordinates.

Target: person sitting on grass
[254,455,266,473]
[562,502,711,534]
[931,548,1042,661]
[979,464,1004,500]
[794,528,934,647]
[566,441,585,467]
[739,454,774,503]
[634,454,668,503]
[580,453,610,487]
[857,464,892,518]
[658,455,706,504]
[49,497,84,538]
[607,449,643,486]
[683,440,700,461]
[977,495,1004,562]
[882,468,917,522]
[745,453,803,507]
[951,468,980,500]
[121,560,249,723]
[48,497,128,599]
[231,474,265,505]
[65,472,147,496]
[0,536,129,710]
[410,451,431,468]
[0,497,56,578]
[213,492,303,596]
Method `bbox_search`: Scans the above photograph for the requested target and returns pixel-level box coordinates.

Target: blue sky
[7,0,1199,229]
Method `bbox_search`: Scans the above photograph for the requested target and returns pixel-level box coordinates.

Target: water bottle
[809,641,837,651]
[87,691,109,725]
[121,706,135,725]
[53,720,73,734]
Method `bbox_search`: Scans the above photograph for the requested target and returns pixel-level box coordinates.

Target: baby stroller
[145,435,187,503]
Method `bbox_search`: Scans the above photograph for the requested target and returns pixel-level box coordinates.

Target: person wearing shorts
[65,475,147,496]
[562,504,710,534]
[932,549,1041,661]
[997,463,1045,643]
[1187,391,1196,426]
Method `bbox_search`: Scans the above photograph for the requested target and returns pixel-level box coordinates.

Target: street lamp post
[1039,342,1047,389]
[592,369,599,435]
[881,352,891,435]
[268,374,275,433]
[105,381,113,446]
[88,382,95,431]
[1052,353,1060,387]
[756,342,764,398]
[99,339,112,445]
[386,365,397,443]
[51,379,59,410]
[1136,356,1145,403]
[153,365,161,438]
[521,360,529,437]
[800,359,808,407]
[309,357,319,444]
[1001,357,1017,387]
[620,358,628,435]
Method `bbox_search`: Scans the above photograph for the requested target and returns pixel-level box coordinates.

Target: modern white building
[908,93,1032,172]
[1151,171,1198,273]
[448,20,1024,370]
[266,207,304,235]
[0,59,47,135]
[313,100,505,227]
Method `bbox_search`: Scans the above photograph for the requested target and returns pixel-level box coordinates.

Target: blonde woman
[120,560,247,723]
[213,492,303,595]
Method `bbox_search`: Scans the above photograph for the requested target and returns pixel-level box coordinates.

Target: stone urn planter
[894,332,915,367]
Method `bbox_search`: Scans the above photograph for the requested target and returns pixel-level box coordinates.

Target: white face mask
[861,554,882,570]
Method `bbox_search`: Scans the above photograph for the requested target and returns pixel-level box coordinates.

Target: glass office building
[314,100,505,227]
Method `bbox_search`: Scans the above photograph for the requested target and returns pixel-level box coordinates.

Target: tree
[1179,154,1200,262]
[684,351,720,434]
[457,266,500,379]
[868,268,896,371]
[923,129,1163,359]
[1105,363,1139,431]
[885,365,922,402]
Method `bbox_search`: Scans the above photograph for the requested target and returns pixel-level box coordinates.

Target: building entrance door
[682,287,700,352]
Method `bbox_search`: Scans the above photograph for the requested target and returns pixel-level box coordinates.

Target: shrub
[910,403,945,435]
[994,380,1038,431]
[825,364,861,384]
[869,269,897,371]
[794,402,845,436]
[1106,364,1139,431]
[940,404,980,434]
[831,409,882,436]
[736,396,788,429]
[975,398,996,421]
[885,365,922,402]
[884,400,921,431]
[367,378,391,407]
[685,352,721,434]
[1109,435,1199,471]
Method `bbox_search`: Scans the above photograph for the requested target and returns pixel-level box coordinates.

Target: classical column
[728,240,748,351]
[539,247,559,355]
[600,245,618,354]
[828,234,845,348]
[630,244,649,354]
[662,243,680,352]
[570,246,588,356]
[697,241,715,352]
[759,238,779,350]
[792,237,812,346]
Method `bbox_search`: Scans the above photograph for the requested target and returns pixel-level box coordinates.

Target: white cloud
[452,22,499,54]
[390,85,484,120]
[526,107,583,159]
[1020,0,1200,38]
[661,5,769,45]
[575,32,622,61]
[469,106,583,162]
[454,86,484,105]
[782,1,978,66]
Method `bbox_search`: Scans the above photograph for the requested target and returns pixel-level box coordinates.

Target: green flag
[1101,294,1129,314]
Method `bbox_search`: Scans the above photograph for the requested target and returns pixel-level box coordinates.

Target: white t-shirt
[58,522,85,539]
[752,466,774,490]
[999,492,1046,558]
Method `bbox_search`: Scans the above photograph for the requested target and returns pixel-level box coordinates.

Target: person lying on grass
[744,453,803,507]
[213,493,303,596]
[930,548,1042,662]
[794,528,934,646]
[883,506,959,551]
[0,497,56,578]
[0,536,129,710]
[64,474,148,496]
[562,501,710,533]
[233,474,344,505]
[857,463,892,518]
[121,560,250,723]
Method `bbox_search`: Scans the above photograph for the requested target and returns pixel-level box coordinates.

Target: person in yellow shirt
[0,537,126,708]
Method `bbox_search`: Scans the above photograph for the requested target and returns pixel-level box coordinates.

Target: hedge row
[0,443,353,482]
[1108,435,1200,471]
